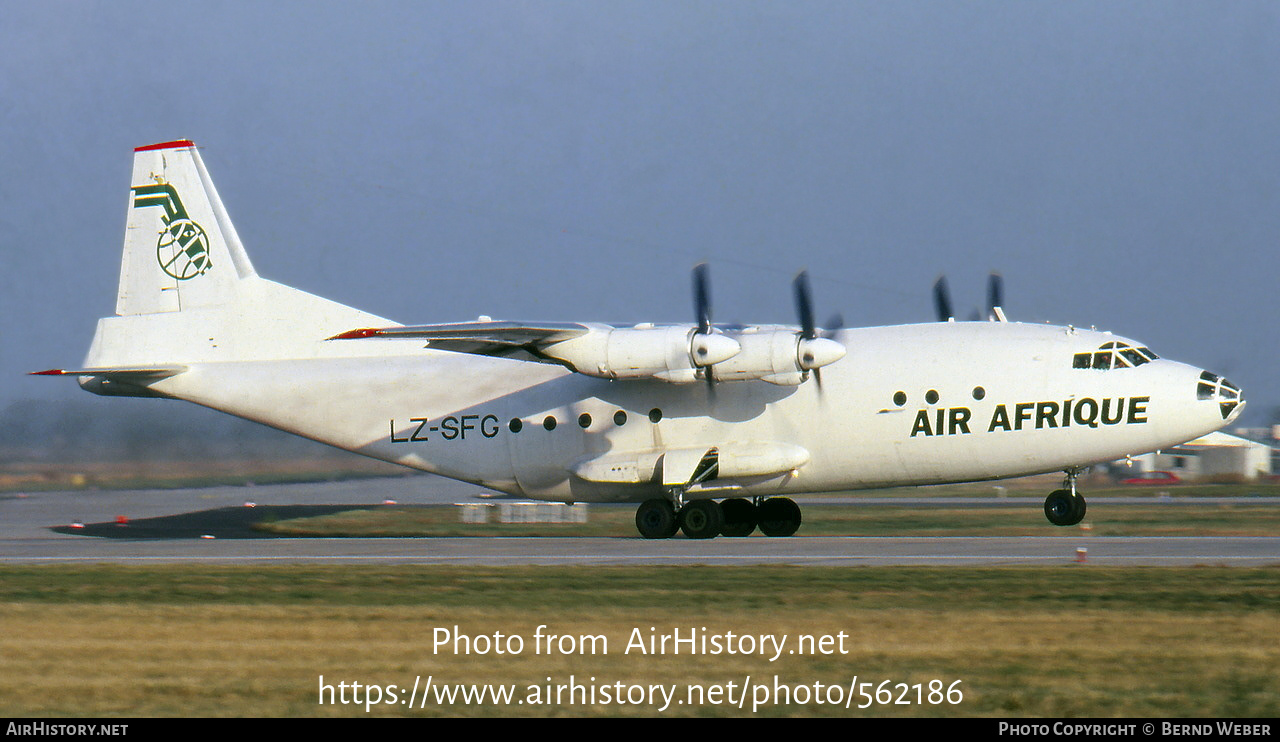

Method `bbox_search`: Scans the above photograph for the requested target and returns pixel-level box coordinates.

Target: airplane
[35,140,1246,539]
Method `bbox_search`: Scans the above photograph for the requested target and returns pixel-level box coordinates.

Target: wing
[329,320,591,363]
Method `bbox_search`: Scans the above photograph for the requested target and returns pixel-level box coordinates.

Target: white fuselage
[135,320,1238,503]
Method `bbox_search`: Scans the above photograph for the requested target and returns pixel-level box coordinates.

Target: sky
[3,1,1278,427]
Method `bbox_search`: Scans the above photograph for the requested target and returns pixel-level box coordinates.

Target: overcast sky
[3,2,1278,426]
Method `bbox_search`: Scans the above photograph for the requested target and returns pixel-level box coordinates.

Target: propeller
[792,271,847,390]
[933,272,1007,322]
[690,263,739,390]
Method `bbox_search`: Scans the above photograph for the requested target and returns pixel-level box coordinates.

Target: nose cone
[1197,370,1245,422]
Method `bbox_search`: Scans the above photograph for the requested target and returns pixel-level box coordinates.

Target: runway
[2,477,1277,566]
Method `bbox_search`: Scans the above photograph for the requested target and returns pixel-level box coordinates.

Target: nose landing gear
[1044,469,1087,526]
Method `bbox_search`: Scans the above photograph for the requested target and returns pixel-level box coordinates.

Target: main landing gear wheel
[757,497,802,537]
[679,499,724,540]
[636,498,678,539]
[719,497,757,537]
[1043,489,1086,526]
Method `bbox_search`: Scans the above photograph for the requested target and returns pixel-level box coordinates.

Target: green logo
[132,183,211,280]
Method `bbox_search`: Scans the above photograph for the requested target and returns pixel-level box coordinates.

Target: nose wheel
[1044,470,1087,526]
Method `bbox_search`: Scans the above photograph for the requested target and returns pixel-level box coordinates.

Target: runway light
[382,499,397,505]
[70,520,84,529]
[115,515,129,525]
[1075,547,1088,563]
[244,501,256,508]
[201,534,215,539]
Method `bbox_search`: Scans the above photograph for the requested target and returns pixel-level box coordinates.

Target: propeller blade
[693,263,711,335]
[987,271,1004,321]
[793,270,816,339]
[933,275,953,322]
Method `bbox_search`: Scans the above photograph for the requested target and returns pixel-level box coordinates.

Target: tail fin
[84,140,392,369]
[119,140,256,314]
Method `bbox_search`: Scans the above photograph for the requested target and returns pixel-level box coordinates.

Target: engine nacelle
[542,325,740,383]
[710,328,847,385]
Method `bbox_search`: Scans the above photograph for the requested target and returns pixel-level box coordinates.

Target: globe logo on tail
[131,183,212,280]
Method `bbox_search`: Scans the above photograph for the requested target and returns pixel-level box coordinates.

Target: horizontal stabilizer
[32,365,187,398]
[30,366,186,379]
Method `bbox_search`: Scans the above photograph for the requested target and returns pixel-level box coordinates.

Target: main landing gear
[1043,469,1087,526]
[634,494,802,539]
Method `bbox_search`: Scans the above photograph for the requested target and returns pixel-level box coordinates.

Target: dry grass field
[1,566,1276,717]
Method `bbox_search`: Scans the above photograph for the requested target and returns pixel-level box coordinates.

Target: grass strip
[0,566,1275,717]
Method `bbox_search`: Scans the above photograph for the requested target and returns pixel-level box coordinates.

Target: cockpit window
[1119,347,1147,367]
[1073,341,1158,371]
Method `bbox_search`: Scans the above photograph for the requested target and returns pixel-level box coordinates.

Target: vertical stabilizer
[118,140,256,315]
[84,140,395,369]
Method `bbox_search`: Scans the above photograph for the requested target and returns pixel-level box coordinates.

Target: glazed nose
[1197,371,1245,421]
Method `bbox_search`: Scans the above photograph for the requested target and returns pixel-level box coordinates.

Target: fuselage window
[578,413,592,429]
[893,391,907,406]
[972,386,986,400]
[509,418,523,433]
[925,389,939,404]
[543,416,557,431]
[614,410,627,426]
[648,408,663,423]
[1073,353,1091,369]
